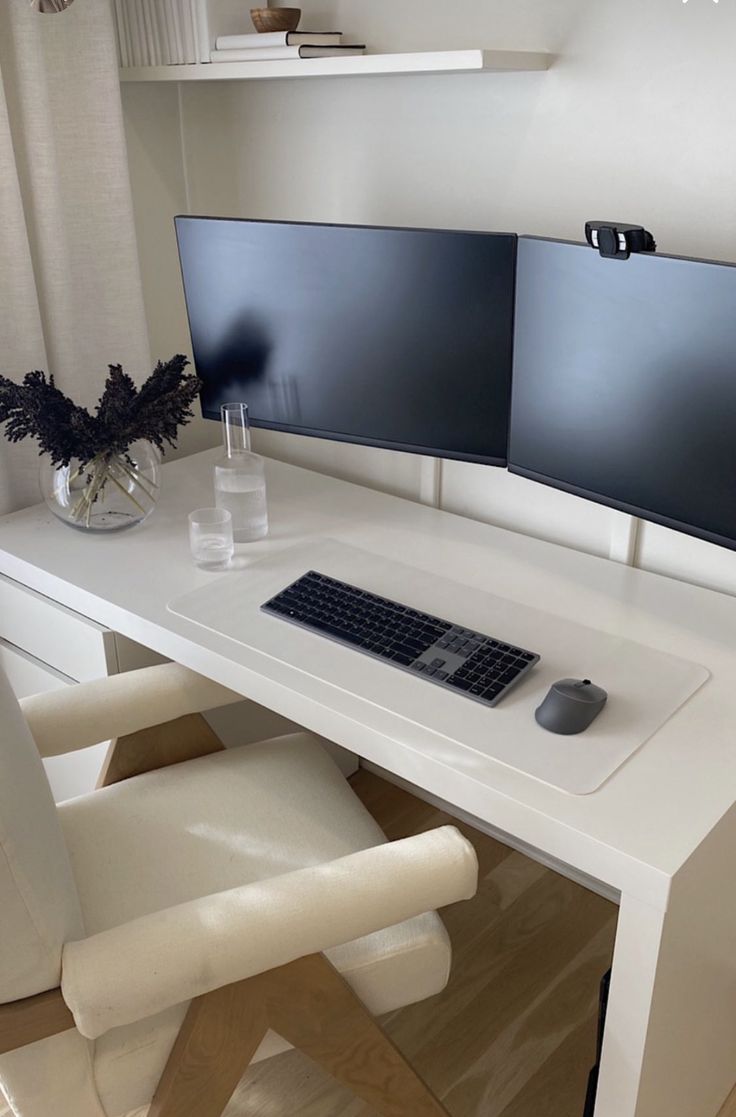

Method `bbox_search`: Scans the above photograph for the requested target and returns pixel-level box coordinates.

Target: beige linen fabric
[21,662,243,756]
[0,0,150,515]
[63,823,477,1039]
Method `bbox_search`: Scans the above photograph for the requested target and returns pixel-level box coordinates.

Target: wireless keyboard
[261,570,540,708]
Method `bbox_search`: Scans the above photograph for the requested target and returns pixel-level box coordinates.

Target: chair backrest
[0,666,84,1002]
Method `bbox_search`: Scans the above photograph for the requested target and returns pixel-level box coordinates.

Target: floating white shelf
[119,49,551,83]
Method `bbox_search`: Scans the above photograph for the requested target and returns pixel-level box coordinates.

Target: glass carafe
[214,403,268,542]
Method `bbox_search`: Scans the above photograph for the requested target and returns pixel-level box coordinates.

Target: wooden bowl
[250,7,301,33]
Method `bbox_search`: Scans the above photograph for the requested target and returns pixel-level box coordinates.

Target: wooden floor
[223,770,618,1117]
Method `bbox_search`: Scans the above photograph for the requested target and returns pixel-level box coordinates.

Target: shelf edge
[119,49,552,83]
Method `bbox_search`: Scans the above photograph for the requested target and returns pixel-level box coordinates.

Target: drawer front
[0,574,116,681]
[0,639,108,802]
[0,637,74,698]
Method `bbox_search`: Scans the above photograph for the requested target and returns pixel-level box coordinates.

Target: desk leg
[593,893,665,1116]
[595,805,736,1117]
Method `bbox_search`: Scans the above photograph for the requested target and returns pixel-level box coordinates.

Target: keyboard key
[447,677,473,691]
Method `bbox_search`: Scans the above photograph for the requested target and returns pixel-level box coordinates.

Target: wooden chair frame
[0,714,450,1117]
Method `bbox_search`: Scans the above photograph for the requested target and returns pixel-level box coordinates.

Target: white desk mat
[168,539,709,794]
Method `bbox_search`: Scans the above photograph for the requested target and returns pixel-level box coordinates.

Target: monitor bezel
[175,214,517,467]
[508,463,736,553]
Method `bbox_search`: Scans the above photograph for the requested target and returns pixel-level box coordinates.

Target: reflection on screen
[175,217,516,464]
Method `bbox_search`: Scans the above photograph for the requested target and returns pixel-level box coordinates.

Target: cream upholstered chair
[0,662,478,1117]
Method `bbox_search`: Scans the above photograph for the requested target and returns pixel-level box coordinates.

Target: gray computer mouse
[535,678,608,735]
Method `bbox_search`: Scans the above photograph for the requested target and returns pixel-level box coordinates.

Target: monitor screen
[175,217,517,464]
[509,236,736,550]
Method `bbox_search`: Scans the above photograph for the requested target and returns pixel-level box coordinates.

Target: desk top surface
[1,449,735,905]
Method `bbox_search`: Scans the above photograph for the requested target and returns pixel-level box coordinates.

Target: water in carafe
[214,402,268,542]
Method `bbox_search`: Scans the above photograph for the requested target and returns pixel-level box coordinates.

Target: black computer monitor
[175,216,517,464]
[509,236,736,550]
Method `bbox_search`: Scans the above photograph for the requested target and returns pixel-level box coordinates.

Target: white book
[214,30,342,50]
[180,0,198,63]
[163,0,179,63]
[141,0,163,65]
[169,0,187,63]
[188,0,200,62]
[192,0,212,63]
[144,0,159,64]
[129,0,146,66]
[210,44,366,62]
[113,0,128,66]
[134,0,149,64]
[121,0,135,66]
[153,0,171,64]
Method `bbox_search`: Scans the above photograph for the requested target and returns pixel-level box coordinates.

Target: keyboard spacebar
[304,617,369,647]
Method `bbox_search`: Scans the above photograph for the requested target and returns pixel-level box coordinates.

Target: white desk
[1,448,735,1117]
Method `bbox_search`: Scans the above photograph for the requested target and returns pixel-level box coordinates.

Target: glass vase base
[61,510,144,533]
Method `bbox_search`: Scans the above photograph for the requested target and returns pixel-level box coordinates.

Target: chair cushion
[58,734,451,1116]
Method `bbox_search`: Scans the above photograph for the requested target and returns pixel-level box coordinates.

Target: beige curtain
[0,0,150,515]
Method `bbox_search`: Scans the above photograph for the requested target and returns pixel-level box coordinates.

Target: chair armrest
[20,663,243,757]
[61,825,478,1039]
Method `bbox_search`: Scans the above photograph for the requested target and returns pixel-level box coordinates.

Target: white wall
[121,0,736,593]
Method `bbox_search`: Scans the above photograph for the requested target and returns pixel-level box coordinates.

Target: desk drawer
[0,574,116,681]
[0,637,74,697]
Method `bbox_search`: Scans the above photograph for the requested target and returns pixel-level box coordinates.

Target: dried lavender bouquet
[0,356,201,527]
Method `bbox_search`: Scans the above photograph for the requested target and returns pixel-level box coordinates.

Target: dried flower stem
[67,452,156,525]
[114,458,159,501]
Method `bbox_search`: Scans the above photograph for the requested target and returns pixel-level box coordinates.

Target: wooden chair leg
[149,980,268,1117]
[97,712,224,787]
[149,953,450,1117]
[262,954,451,1117]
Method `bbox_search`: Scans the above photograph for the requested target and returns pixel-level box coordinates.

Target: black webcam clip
[585,221,656,261]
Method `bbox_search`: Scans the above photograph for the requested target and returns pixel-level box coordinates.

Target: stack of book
[210,30,366,63]
[114,0,211,66]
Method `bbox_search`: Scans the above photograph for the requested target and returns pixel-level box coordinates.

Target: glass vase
[40,440,161,532]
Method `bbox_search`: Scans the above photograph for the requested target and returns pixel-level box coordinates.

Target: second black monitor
[510,236,736,551]
[175,216,517,464]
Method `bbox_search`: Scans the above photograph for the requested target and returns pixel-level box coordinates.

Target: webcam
[585,221,657,261]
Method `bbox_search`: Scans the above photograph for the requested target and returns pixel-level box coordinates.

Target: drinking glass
[188,508,234,569]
